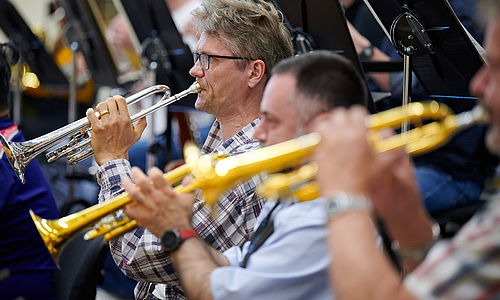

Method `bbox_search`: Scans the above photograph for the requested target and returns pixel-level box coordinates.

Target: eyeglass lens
[193,52,209,70]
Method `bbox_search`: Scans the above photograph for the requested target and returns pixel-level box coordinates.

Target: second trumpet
[0,82,201,183]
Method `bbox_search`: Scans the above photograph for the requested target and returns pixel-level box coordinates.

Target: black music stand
[274,0,376,112]
[121,0,196,107]
[363,0,484,100]
[57,0,121,88]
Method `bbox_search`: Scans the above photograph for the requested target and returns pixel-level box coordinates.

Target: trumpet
[0,82,201,184]
[30,158,192,264]
[30,134,320,264]
[258,101,489,201]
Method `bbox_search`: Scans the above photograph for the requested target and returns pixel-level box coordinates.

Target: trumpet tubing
[1,82,201,183]
[30,161,193,264]
[259,102,489,202]
[31,132,320,263]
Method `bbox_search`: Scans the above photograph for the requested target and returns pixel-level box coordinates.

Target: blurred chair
[53,231,108,300]
[432,200,487,238]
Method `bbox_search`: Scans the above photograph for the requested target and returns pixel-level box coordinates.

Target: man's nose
[189,60,204,78]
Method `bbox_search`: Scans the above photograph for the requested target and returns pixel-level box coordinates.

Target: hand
[122,167,196,238]
[312,105,405,197]
[370,156,423,222]
[370,156,435,252]
[86,95,146,165]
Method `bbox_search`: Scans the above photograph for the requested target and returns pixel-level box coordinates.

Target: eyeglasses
[193,52,254,70]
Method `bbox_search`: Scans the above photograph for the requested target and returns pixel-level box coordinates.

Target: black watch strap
[360,44,374,60]
[161,228,197,253]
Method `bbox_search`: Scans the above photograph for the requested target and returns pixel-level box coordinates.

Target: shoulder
[274,198,328,227]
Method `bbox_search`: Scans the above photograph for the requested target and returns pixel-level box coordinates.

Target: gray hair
[192,0,293,73]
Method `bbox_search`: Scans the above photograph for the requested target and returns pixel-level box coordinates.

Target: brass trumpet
[0,82,201,183]
[30,133,320,264]
[257,101,489,201]
[30,160,192,264]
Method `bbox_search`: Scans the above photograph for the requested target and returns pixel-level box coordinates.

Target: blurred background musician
[0,43,59,300]
[347,0,498,217]
[87,0,293,298]
[341,0,385,50]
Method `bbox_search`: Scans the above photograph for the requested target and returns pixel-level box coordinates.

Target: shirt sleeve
[97,160,264,286]
[405,197,500,299]
[96,159,183,285]
[210,200,331,300]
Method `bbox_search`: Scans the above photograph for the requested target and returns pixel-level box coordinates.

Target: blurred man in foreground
[313,0,500,298]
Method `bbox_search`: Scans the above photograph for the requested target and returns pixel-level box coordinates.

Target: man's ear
[308,112,332,133]
[247,59,266,88]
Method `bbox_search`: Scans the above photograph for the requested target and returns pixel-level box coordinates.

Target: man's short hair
[271,50,368,125]
[0,46,11,113]
[192,0,293,73]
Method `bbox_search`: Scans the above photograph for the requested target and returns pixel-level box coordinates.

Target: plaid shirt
[405,192,500,299]
[97,118,264,300]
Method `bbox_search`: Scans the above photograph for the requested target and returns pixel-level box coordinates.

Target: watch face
[162,230,180,252]
[362,45,374,58]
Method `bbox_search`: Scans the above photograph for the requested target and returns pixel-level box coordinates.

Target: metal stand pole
[67,42,78,202]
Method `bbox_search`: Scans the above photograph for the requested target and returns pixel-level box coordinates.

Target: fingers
[148,167,174,195]
[181,174,193,187]
[115,95,129,119]
[106,96,119,117]
[86,108,98,126]
[97,101,110,118]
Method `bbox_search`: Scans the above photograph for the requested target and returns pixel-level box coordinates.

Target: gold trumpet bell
[30,210,68,265]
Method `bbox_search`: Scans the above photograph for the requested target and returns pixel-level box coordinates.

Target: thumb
[134,117,147,140]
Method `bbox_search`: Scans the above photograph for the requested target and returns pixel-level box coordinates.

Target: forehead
[197,32,231,55]
[485,18,500,64]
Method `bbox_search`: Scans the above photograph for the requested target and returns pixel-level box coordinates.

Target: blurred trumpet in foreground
[258,101,489,202]
[1,82,200,183]
[30,133,319,264]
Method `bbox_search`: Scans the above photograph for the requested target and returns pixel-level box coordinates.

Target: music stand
[363,0,484,99]
[57,0,121,88]
[120,0,196,107]
[274,0,376,112]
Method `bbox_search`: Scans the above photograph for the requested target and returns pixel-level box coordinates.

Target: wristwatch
[360,44,374,60]
[325,191,373,220]
[161,228,197,252]
[391,222,441,262]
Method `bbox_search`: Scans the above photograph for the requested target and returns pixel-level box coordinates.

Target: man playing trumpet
[87,0,293,298]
